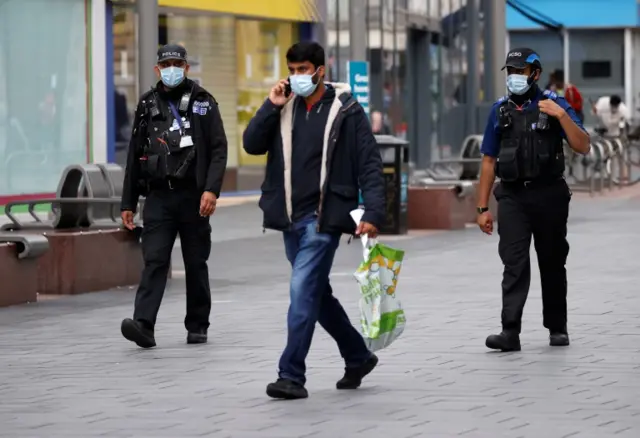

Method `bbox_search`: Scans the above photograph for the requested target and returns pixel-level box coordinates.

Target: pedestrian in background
[549,69,584,123]
[120,44,228,349]
[371,110,392,135]
[243,41,385,400]
[476,48,590,352]
[592,95,630,137]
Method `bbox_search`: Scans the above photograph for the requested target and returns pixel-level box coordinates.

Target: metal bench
[95,163,126,223]
[0,232,49,259]
[412,179,475,198]
[424,135,483,181]
[2,163,130,231]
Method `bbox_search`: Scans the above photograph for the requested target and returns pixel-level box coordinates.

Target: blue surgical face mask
[289,70,319,97]
[160,66,185,88]
[506,74,531,95]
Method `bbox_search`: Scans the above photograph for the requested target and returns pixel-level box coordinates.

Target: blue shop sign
[347,60,370,117]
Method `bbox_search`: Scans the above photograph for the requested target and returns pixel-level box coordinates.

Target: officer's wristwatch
[477,207,489,214]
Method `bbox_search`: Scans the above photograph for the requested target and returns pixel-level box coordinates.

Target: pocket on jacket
[259,186,289,230]
[322,184,359,232]
[330,184,358,199]
[496,145,519,181]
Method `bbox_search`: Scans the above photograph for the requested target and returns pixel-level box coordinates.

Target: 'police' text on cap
[157,44,187,63]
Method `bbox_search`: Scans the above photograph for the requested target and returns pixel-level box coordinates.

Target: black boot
[121,318,156,349]
[485,331,521,352]
[266,379,308,400]
[187,329,208,344]
[336,354,379,390]
[549,331,570,346]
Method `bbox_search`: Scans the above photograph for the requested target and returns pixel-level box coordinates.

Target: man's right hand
[477,211,494,235]
[121,210,135,231]
[269,79,293,107]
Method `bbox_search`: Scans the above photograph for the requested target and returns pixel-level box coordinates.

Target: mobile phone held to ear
[284,79,292,98]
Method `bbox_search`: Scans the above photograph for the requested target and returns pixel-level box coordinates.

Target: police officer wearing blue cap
[476,48,590,352]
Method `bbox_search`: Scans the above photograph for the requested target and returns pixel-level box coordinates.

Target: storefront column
[562,29,570,82]
[313,0,329,49]
[483,0,506,102]
[137,0,158,92]
[624,28,633,111]
[348,0,367,61]
[92,0,108,163]
[465,0,479,134]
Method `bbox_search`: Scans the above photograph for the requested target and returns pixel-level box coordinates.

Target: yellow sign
[158,0,320,22]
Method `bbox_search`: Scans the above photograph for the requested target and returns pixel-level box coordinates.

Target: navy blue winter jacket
[242,82,385,235]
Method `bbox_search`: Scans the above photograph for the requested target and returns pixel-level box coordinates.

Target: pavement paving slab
[1,195,639,438]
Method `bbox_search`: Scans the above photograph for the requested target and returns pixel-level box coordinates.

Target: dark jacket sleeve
[120,100,145,213]
[203,98,228,197]
[242,99,282,156]
[354,107,386,228]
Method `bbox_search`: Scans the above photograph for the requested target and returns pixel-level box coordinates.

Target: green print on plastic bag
[359,277,381,305]
[354,241,406,349]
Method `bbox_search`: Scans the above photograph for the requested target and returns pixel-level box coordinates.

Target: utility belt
[147,177,198,192]
[500,176,564,189]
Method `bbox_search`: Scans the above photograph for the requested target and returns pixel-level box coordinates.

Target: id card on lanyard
[168,101,194,148]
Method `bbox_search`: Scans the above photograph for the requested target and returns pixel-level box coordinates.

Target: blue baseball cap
[502,47,542,71]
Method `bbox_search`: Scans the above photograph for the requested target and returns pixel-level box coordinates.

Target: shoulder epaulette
[139,87,155,100]
[192,89,218,105]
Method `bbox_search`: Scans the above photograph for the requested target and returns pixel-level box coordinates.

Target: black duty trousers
[495,178,571,334]
[133,186,212,332]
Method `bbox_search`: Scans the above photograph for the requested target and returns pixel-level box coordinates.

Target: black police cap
[157,44,187,63]
[502,47,542,71]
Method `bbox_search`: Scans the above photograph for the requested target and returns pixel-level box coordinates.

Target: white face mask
[289,70,319,97]
[160,66,185,88]
[506,74,531,95]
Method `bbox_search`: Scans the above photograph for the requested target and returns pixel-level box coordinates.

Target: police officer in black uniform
[476,48,590,352]
[120,44,228,349]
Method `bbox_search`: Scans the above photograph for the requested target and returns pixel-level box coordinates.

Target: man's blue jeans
[278,214,372,385]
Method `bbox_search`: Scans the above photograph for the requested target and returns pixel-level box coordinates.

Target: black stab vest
[495,98,565,182]
[138,89,196,183]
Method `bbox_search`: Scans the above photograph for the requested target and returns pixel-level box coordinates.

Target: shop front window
[0,0,88,198]
[161,13,239,168]
[112,5,138,151]
[236,19,298,167]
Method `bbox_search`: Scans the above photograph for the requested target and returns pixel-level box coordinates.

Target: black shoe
[266,378,308,400]
[485,331,521,352]
[187,329,208,344]
[121,318,156,349]
[549,331,570,346]
[336,354,379,390]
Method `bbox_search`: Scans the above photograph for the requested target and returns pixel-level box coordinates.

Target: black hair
[286,42,325,69]
[553,69,564,83]
[610,95,622,107]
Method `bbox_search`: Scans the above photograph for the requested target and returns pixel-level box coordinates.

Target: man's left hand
[356,221,379,238]
[199,191,217,217]
[538,99,567,120]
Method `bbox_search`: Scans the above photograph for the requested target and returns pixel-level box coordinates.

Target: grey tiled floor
[1,198,639,438]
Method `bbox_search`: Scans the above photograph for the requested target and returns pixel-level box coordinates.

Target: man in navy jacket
[243,42,385,400]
